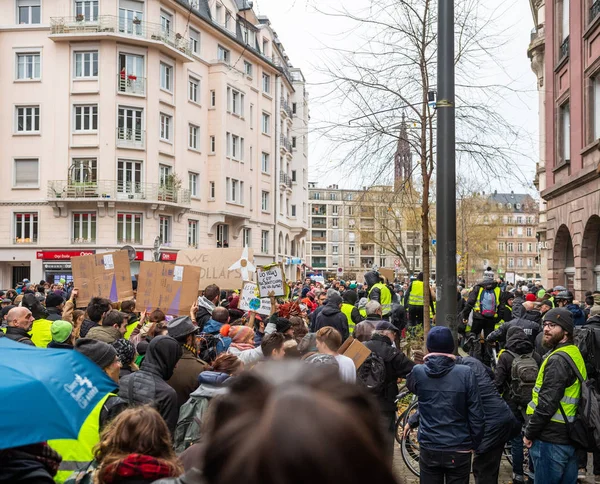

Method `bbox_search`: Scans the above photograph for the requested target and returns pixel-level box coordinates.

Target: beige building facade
[0,0,308,287]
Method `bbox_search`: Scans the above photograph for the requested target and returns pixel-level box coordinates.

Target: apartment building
[0,0,308,287]
[528,0,600,296]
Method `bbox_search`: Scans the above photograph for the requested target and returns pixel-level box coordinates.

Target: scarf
[231,342,256,351]
[102,454,178,483]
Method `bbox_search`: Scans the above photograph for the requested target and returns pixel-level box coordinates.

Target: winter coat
[462,281,500,324]
[524,310,542,324]
[309,304,325,332]
[167,347,209,409]
[45,307,63,322]
[79,319,98,338]
[486,304,541,346]
[566,303,586,326]
[47,340,73,350]
[456,356,520,453]
[0,443,60,484]
[313,303,349,341]
[363,333,415,412]
[195,297,215,331]
[201,319,231,354]
[228,345,263,367]
[86,325,122,344]
[579,315,600,382]
[406,355,485,451]
[119,335,182,435]
[4,326,35,345]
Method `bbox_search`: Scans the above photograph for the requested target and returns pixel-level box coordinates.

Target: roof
[235,0,253,10]
[487,192,536,212]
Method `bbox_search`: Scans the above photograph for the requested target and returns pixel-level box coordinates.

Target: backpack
[555,352,600,451]
[574,326,600,377]
[480,289,497,317]
[173,396,211,454]
[194,333,224,364]
[357,353,387,394]
[506,351,539,406]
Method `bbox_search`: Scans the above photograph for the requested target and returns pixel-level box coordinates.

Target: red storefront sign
[135,251,145,261]
[160,252,178,262]
[37,250,96,260]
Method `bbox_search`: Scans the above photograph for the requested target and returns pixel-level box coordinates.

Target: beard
[542,330,565,349]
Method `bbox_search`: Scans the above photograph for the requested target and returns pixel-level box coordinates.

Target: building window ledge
[552,160,570,173]
[584,10,600,39]
[581,139,600,156]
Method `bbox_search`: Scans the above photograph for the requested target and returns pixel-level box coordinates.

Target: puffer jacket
[4,326,35,345]
[119,335,182,435]
[486,304,541,346]
[313,302,349,340]
[79,319,98,338]
[406,355,485,451]
[201,319,231,354]
[566,303,586,326]
[45,307,63,322]
[86,325,122,344]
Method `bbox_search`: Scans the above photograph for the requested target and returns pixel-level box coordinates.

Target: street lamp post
[435,0,458,340]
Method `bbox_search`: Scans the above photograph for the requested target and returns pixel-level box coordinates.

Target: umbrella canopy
[0,338,117,450]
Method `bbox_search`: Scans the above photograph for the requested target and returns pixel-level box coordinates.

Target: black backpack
[574,326,600,378]
[357,353,387,394]
[505,350,539,406]
[194,333,223,364]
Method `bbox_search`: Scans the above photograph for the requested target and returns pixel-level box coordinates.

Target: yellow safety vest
[124,320,138,340]
[369,282,392,315]
[526,345,586,424]
[29,319,53,348]
[473,287,501,318]
[341,303,356,334]
[429,300,437,319]
[495,305,512,330]
[359,307,367,318]
[408,281,424,307]
[49,392,113,483]
[548,296,556,308]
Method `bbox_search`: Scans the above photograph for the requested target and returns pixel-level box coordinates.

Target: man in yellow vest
[365,271,392,318]
[404,272,432,327]
[340,289,362,335]
[524,308,585,483]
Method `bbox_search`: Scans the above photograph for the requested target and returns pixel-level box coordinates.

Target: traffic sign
[394,259,400,267]
[337,267,343,274]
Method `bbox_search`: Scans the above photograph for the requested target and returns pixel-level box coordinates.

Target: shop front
[37,250,95,284]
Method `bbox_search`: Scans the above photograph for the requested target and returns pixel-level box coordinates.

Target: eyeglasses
[543,322,558,329]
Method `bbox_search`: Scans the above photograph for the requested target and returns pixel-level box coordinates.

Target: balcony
[311,248,326,255]
[116,127,145,149]
[591,0,600,23]
[279,171,290,188]
[14,237,38,244]
[312,219,327,229]
[49,16,193,62]
[280,97,293,118]
[118,74,146,96]
[559,36,570,61]
[47,180,191,206]
[72,237,96,244]
[280,135,293,153]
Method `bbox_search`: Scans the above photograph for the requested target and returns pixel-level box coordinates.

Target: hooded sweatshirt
[566,303,586,326]
[195,296,216,331]
[119,335,183,435]
[313,293,349,340]
[486,304,541,346]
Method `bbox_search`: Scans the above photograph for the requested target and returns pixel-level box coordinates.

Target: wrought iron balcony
[116,127,145,149]
[280,97,293,118]
[279,171,289,186]
[280,135,293,152]
[117,74,146,95]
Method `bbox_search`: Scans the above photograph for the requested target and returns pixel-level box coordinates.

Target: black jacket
[486,305,541,346]
[45,307,62,322]
[0,444,57,484]
[363,334,415,412]
[461,281,500,323]
[309,304,325,331]
[580,316,600,382]
[406,355,485,451]
[79,319,98,338]
[524,310,542,324]
[313,303,349,341]
[47,341,73,349]
[4,327,35,346]
[119,335,182,435]
[524,342,580,445]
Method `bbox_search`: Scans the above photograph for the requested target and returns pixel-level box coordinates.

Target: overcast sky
[253,0,539,193]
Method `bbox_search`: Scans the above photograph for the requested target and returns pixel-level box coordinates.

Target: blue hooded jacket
[201,319,231,354]
[566,303,586,326]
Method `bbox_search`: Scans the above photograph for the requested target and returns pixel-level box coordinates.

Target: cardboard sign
[339,337,372,369]
[379,268,395,283]
[71,251,133,307]
[239,281,272,316]
[256,264,286,298]
[176,248,255,290]
[135,262,201,316]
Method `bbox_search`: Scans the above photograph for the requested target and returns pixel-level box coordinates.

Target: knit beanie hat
[75,338,117,369]
[426,326,455,354]
[50,320,73,343]
[525,293,537,302]
[591,305,600,317]
[342,290,358,306]
[544,308,574,335]
[275,317,292,334]
[540,300,553,310]
[229,325,255,343]
[113,338,136,366]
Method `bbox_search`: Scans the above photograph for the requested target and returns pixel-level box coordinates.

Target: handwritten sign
[176,248,255,290]
[135,262,201,316]
[256,264,286,298]
[71,251,133,307]
[239,281,272,316]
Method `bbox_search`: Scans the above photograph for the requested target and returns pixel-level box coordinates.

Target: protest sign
[256,264,286,298]
[339,337,371,369]
[135,261,201,316]
[71,251,133,307]
[379,268,395,283]
[239,281,272,316]
[176,248,255,290]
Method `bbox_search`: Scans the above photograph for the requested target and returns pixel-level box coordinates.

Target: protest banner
[256,263,286,298]
[379,268,395,283]
[339,336,371,369]
[135,262,201,316]
[176,248,255,290]
[239,281,272,316]
[71,251,133,307]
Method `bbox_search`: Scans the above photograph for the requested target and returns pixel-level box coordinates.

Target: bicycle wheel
[400,400,420,477]
[395,389,414,445]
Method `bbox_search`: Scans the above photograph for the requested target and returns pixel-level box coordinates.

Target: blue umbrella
[0,338,117,450]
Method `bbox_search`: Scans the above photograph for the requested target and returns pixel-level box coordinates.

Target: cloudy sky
[252,0,539,192]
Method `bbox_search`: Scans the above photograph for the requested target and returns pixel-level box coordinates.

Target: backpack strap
[504,350,518,359]
[554,351,584,384]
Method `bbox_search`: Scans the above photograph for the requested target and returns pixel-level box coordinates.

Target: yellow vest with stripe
[408,281,424,307]
[49,392,114,483]
[495,305,512,330]
[29,318,53,348]
[474,287,501,318]
[526,345,586,424]
[359,307,367,318]
[430,300,437,319]
[124,320,138,340]
[369,282,392,315]
[341,303,356,334]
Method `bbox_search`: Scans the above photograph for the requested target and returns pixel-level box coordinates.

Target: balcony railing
[559,36,570,61]
[312,222,327,229]
[279,171,289,186]
[312,236,327,242]
[116,127,145,148]
[118,74,146,95]
[280,135,293,152]
[14,237,38,244]
[48,180,191,205]
[280,97,293,118]
[312,262,327,268]
[592,0,600,23]
[72,238,96,244]
[50,16,192,58]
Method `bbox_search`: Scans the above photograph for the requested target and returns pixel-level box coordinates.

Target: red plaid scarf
[103,454,178,483]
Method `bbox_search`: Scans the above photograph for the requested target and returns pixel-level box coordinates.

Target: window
[159,164,172,187]
[508,227,514,237]
[15,106,40,133]
[332,205,339,215]
[210,90,216,107]
[159,216,171,244]
[160,113,172,141]
[215,3,222,23]
[243,228,251,247]
[160,62,173,91]
[349,245,355,254]
[117,213,142,244]
[75,0,98,21]
[292,102,297,114]
[118,2,144,35]
[160,10,172,35]
[13,158,39,188]
[261,152,269,173]
[261,191,270,211]
[209,136,215,154]
[118,53,144,93]
[517,227,524,237]
[209,181,215,199]
[332,245,339,255]
[559,0,569,43]
[14,212,38,244]
[217,45,230,64]
[189,124,199,150]
[508,257,515,268]
[517,258,523,268]
[74,104,98,132]
[216,224,229,247]
[16,52,40,80]
[348,206,354,216]
[527,242,533,252]
[332,218,339,228]
[189,28,200,55]
[117,106,143,142]
[188,76,199,103]
[262,73,270,93]
[224,10,231,29]
[244,61,252,77]
[516,216,523,224]
[527,257,533,268]
[517,242,523,252]
[227,87,244,116]
[227,133,244,160]
[188,220,199,248]
[559,102,570,163]
[507,242,514,252]
[74,51,98,78]
[188,172,198,197]
[117,160,142,194]
[261,230,269,253]
[17,0,40,24]
[71,158,97,183]
[226,178,243,204]
[261,112,270,134]
[72,213,96,243]
[498,242,505,251]
[349,232,355,242]
[292,136,297,148]
[262,38,269,56]
[291,170,297,182]
[291,204,296,217]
